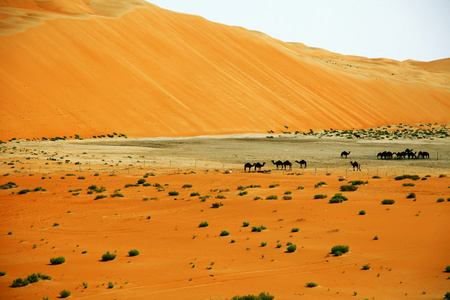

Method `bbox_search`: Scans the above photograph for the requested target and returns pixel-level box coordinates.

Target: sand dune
[0,1,449,140]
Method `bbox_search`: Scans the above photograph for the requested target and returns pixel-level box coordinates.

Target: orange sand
[0,165,449,299]
[1,1,449,140]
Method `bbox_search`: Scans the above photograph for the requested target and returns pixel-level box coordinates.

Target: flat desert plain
[0,134,449,300]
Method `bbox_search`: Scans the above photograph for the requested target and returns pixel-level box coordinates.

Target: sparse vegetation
[128,249,139,257]
[381,199,395,205]
[50,256,65,265]
[286,244,297,253]
[101,251,116,261]
[231,292,274,300]
[358,210,366,215]
[220,230,230,236]
[291,228,299,232]
[362,264,371,270]
[305,282,317,287]
[265,195,278,200]
[199,221,209,227]
[243,222,250,227]
[340,185,358,191]
[331,245,349,256]
[437,198,445,203]
[329,193,348,203]
[211,202,223,208]
[59,289,71,298]
[314,194,327,199]
[168,191,179,196]
[406,192,416,198]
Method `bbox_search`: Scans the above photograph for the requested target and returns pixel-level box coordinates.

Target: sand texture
[1,1,449,140]
[0,135,449,299]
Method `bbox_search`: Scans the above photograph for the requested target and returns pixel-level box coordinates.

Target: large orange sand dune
[1,0,449,140]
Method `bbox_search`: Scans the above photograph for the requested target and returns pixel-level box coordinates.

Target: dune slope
[0,0,449,140]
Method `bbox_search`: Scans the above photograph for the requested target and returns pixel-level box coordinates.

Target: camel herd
[243,148,430,172]
[377,148,430,159]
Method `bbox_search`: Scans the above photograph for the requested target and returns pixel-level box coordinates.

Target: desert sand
[0,134,449,299]
[0,0,449,141]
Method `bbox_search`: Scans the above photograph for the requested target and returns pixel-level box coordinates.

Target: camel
[350,161,361,171]
[272,160,283,169]
[341,151,351,158]
[295,160,307,168]
[283,160,292,170]
[254,162,265,171]
[418,151,430,159]
[244,162,255,172]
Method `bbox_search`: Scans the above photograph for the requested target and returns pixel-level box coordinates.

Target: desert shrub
[265,195,277,200]
[137,179,146,184]
[331,245,349,256]
[394,175,420,180]
[406,192,416,198]
[190,192,200,197]
[0,271,5,276]
[437,198,445,203]
[269,184,279,188]
[445,266,450,273]
[381,199,395,205]
[421,177,427,180]
[11,277,29,287]
[101,251,116,261]
[349,180,367,185]
[53,223,59,227]
[286,244,297,253]
[110,191,124,197]
[243,222,250,227]
[252,226,266,232]
[238,191,248,196]
[403,183,415,187]
[291,228,299,232]
[284,191,292,195]
[220,230,229,236]
[314,194,327,199]
[276,244,282,248]
[444,292,450,299]
[18,189,31,194]
[50,256,65,265]
[182,184,192,188]
[199,221,209,227]
[94,195,107,200]
[329,193,348,203]
[362,264,370,270]
[260,242,267,247]
[297,186,304,190]
[283,196,292,200]
[314,181,326,188]
[359,210,366,215]
[439,174,446,178]
[128,249,139,257]
[168,191,179,196]
[88,184,97,190]
[340,185,358,191]
[216,195,226,199]
[78,176,85,180]
[211,202,223,208]
[108,281,114,288]
[59,289,71,298]
[372,175,381,179]
[305,282,317,287]
[231,292,274,300]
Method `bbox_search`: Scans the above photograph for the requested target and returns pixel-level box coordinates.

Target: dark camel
[341,151,351,158]
[295,160,307,168]
[272,160,283,169]
[350,161,361,171]
[418,151,430,159]
[244,163,255,172]
[254,162,265,171]
[283,160,292,170]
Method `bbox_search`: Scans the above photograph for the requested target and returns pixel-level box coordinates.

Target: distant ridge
[0,0,449,140]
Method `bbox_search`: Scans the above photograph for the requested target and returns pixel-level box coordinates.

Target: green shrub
[168,191,179,196]
[242,222,250,227]
[372,175,381,179]
[0,271,5,276]
[358,210,366,215]
[283,196,292,200]
[59,289,71,298]
[329,193,348,203]
[182,184,192,188]
[286,244,297,253]
[50,256,65,265]
[238,191,248,196]
[216,195,226,199]
[305,282,317,287]
[381,199,395,205]
[101,251,116,261]
[199,221,209,227]
[78,176,85,180]
[276,244,282,248]
[254,196,262,200]
[211,202,223,208]
[94,195,107,200]
[88,184,97,190]
[439,174,446,178]
[444,292,450,299]
[445,265,450,273]
[314,181,326,188]
[11,277,29,287]
[269,184,279,188]
[284,191,292,194]
[265,195,277,200]
[340,185,358,191]
[394,175,420,180]
[349,180,367,185]
[260,242,267,247]
[110,191,124,197]
[331,245,349,256]
[220,230,229,236]
[18,189,31,194]
[406,192,416,198]
[437,198,445,203]
[403,183,415,187]
[128,249,139,257]
[231,292,274,300]
[190,192,200,197]
[314,194,327,199]
[252,226,266,232]
[291,228,299,232]
[362,264,370,270]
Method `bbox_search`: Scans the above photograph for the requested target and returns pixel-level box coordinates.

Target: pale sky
[147,0,450,62]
